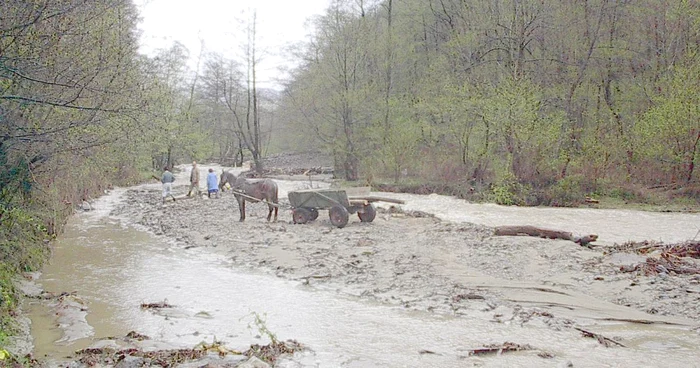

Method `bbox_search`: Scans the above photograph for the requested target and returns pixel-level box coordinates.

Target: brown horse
[219,171,279,222]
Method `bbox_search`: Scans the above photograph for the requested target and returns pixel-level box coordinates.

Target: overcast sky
[134,0,331,89]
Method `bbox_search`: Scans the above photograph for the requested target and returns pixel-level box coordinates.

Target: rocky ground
[20,153,700,367]
[114,186,700,326]
[113,153,700,327]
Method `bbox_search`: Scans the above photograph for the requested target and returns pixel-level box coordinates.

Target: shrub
[489,171,526,205]
[545,175,589,207]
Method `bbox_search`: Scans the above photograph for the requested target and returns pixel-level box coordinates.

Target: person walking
[206,168,219,199]
[161,167,176,204]
[187,161,201,197]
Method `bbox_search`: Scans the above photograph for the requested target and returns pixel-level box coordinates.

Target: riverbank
[261,151,700,212]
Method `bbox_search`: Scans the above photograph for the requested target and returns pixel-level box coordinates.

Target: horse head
[219,170,236,191]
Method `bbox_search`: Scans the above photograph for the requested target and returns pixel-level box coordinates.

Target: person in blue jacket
[206,168,219,199]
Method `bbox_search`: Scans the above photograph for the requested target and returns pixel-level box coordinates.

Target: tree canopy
[273,0,700,205]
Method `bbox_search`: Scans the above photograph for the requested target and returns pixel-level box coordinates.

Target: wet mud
[114,180,700,325]
[21,160,700,367]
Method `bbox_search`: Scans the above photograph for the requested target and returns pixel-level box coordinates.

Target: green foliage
[489,171,524,206]
[368,103,423,183]
[480,77,564,184]
[0,0,169,351]
[0,204,50,353]
[545,175,589,207]
[273,0,700,206]
[244,312,278,344]
[634,52,700,183]
[606,186,646,203]
[490,184,518,206]
[0,265,21,353]
[0,205,49,272]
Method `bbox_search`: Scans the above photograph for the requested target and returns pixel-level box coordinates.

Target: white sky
[134,0,331,89]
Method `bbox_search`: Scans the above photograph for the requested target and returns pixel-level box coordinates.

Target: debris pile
[244,339,304,364]
[611,241,700,276]
[71,333,303,367]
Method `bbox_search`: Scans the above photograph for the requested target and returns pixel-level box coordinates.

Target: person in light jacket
[161,167,176,204]
[187,161,201,197]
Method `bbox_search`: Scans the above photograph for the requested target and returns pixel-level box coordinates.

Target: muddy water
[29,166,700,367]
[376,193,700,245]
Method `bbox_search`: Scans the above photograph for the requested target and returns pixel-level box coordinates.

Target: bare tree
[237,10,265,173]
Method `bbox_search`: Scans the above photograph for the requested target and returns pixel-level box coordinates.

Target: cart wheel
[293,208,311,224]
[329,205,349,228]
[309,208,319,221]
[358,203,376,222]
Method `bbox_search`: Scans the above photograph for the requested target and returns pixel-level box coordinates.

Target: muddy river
[25,165,700,367]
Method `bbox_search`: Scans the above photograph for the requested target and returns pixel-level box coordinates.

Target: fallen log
[494,225,598,247]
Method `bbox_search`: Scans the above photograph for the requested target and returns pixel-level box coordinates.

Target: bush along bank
[0,204,51,365]
[0,161,149,365]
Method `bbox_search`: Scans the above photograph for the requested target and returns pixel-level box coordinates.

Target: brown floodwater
[27,166,700,367]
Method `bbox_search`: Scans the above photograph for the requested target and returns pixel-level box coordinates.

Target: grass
[587,196,699,213]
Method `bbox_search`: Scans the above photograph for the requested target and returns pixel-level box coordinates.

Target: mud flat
[20,159,700,367]
[104,169,700,365]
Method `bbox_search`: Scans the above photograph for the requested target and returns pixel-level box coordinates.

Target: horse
[219,170,279,222]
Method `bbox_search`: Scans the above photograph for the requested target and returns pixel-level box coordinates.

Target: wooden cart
[288,187,405,228]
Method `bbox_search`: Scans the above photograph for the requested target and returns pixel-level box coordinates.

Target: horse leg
[273,202,278,222]
[237,196,246,222]
[266,203,274,222]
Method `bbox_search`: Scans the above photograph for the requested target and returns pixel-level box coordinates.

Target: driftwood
[597,317,685,326]
[619,254,700,276]
[612,240,700,276]
[140,301,173,309]
[574,327,626,347]
[494,225,598,246]
[467,342,534,356]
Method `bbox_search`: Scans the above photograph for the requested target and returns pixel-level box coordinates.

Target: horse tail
[271,180,279,221]
[271,180,279,204]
